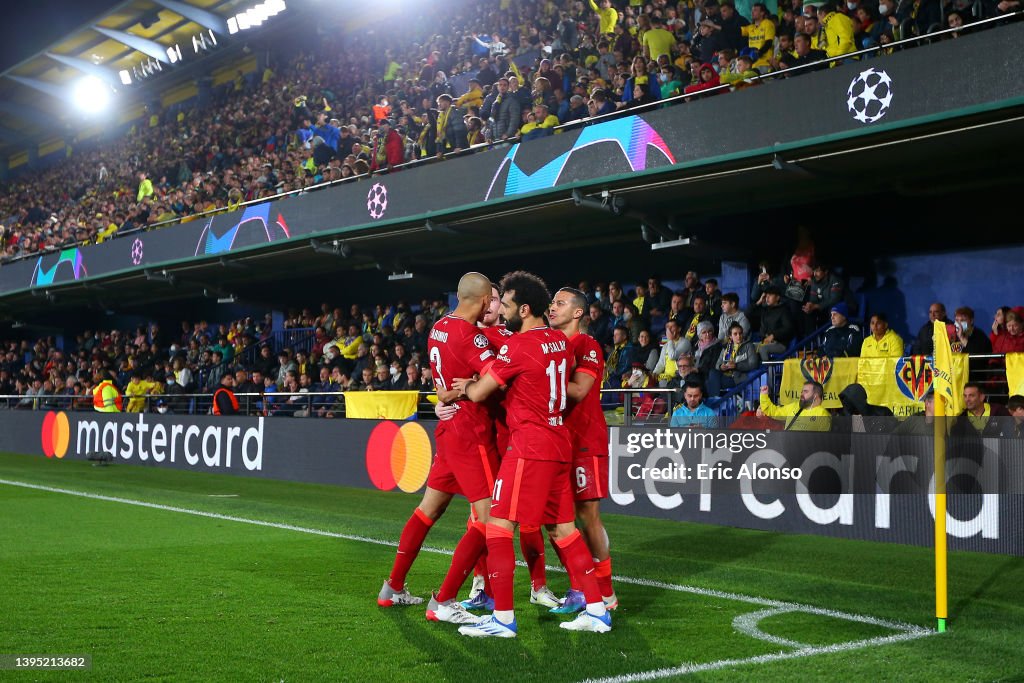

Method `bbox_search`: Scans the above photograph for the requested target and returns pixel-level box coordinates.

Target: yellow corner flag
[931,320,950,632]
[932,321,957,415]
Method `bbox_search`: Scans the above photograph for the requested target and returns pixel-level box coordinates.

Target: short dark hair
[705,278,718,286]
[728,322,745,335]
[557,287,588,314]
[804,381,824,401]
[722,292,739,306]
[964,382,985,395]
[871,312,888,323]
[500,270,551,319]
[683,379,705,396]
[1008,395,1024,412]
[955,306,975,321]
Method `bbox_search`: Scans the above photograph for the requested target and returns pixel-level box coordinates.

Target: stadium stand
[1,0,1019,264]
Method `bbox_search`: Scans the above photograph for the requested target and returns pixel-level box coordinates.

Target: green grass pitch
[0,451,1022,682]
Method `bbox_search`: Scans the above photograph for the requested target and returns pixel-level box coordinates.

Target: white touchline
[1,476,937,680]
[576,630,935,683]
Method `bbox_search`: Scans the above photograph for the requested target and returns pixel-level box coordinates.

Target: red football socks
[519,525,548,590]
[555,530,602,605]
[594,557,614,598]
[551,535,580,591]
[387,507,433,592]
[485,523,516,611]
[436,521,487,603]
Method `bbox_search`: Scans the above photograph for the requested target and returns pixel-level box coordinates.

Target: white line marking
[0,475,937,681]
[732,606,808,649]
[207,494,239,498]
[577,630,935,683]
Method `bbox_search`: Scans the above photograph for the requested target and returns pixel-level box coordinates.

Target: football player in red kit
[378,272,498,626]
[547,287,618,612]
[453,271,611,637]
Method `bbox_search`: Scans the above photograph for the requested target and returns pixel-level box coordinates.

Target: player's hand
[451,377,471,396]
[434,402,458,421]
[760,385,769,395]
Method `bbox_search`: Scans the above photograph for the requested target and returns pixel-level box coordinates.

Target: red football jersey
[486,326,572,462]
[480,323,513,346]
[564,332,609,458]
[428,315,495,436]
[479,324,511,448]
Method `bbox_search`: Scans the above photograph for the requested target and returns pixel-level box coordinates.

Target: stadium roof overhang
[3,100,1023,321]
[0,0,283,161]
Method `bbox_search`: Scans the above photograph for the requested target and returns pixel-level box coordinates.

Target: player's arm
[567,369,597,403]
[452,367,502,403]
[436,387,461,403]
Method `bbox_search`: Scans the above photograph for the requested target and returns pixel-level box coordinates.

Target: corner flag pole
[934,392,948,633]
[931,318,952,634]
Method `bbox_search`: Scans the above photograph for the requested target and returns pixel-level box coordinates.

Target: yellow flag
[1006,353,1024,397]
[343,391,420,420]
[779,357,859,409]
[932,320,957,416]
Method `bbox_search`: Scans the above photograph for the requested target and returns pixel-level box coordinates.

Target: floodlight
[118,70,132,85]
[236,13,251,30]
[246,8,264,26]
[166,45,181,64]
[72,76,111,114]
[227,16,239,33]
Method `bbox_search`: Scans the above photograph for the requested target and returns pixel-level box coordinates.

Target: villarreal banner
[343,391,420,420]
[779,357,859,409]
[1006,353,1024,397]
[858,355,968,416]
[780,355,969,414]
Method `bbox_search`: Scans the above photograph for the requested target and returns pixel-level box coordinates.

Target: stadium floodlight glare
[118,70,132,85]
[166,45,182,64]
[227,16,239,33]
[265,0,286,16]
[246,8,263,26]
[72,76,111,114]
[388,272,414,281]
[208,29,217,45]
[236,13,251,30]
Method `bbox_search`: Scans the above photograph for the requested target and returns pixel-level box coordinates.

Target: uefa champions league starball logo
[130,238,144,265]
[367,183,388,220]
[847,68,894,124]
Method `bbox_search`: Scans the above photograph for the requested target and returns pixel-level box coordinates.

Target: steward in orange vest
[212,374,240,415]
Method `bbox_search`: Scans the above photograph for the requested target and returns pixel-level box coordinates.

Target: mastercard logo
[366,421,432,493]
[41,411,70,458]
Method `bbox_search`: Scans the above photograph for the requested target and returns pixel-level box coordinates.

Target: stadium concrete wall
[6,410,1022,556]
[4,21,1024,296]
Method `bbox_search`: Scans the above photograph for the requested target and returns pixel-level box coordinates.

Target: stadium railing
[3,347,1014,422]
[5,11,1020,268]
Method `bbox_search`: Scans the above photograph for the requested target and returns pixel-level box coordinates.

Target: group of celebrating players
[376,270,617,637]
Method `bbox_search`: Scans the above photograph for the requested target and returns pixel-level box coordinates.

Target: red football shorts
[572,454,609,502]
[489,457,574,527]
[427,428,499,503]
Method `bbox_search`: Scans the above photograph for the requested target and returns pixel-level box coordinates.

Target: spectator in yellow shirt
[820,2,856,58]
[642,17,677,61]
[741,3,777,52]
[589,0,619,35]
[860,314,906,358]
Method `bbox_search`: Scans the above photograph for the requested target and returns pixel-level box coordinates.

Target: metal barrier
[0,353,1017,419]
